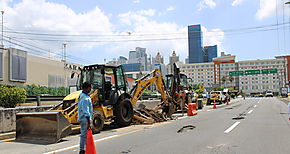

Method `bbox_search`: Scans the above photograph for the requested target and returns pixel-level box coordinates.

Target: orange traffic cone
[213,99,217,109]
[86,128,97,154]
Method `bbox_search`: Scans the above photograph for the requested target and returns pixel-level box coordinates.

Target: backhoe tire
[92,111,104,134]
[114,99,133,127]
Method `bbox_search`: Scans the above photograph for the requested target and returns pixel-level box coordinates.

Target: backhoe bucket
[16,112,72,143]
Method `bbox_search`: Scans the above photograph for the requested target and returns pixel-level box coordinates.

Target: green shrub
[0,86,27,108]
[24,84,69,96]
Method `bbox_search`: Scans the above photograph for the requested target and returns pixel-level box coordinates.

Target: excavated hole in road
[177,125,196,133]
[225,107,233,109]
[280,113,288,115]
[120,149,131,154]
[232,116,245,120]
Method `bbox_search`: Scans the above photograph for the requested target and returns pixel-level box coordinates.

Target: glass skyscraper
[188,24,203,63]
[203,45,217,62]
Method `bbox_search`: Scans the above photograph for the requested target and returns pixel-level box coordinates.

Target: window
[0,50,2,80]
[192,66,195,68]
[9,48,27,82]
[116,67,125,88]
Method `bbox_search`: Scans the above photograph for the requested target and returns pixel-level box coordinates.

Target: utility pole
[63,43,67,62]
[1,11,4,48]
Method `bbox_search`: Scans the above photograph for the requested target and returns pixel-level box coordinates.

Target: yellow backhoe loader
[16,64,173,143]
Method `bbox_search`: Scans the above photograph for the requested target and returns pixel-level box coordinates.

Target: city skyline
[0,0,289,65]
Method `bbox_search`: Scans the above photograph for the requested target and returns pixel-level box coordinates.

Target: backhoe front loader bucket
[16,112,72,143]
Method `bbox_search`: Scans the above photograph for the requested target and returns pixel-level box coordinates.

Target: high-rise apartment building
[188,24,203,63]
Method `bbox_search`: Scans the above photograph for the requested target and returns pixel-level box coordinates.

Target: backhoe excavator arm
[130,69,168,106]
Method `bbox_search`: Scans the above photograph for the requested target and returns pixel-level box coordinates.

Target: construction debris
[132,103,168,124]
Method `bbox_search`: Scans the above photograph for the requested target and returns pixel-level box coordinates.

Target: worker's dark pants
[79,120,88,151]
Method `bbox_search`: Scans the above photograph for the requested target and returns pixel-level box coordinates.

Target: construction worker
[78,82,93,154]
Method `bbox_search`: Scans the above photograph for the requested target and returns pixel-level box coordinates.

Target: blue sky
[0,0,289,65]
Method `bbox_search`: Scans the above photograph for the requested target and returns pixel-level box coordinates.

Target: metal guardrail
[25,96,65,103]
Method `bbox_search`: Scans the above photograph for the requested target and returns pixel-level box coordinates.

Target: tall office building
[128,47,148,71]
[203,45,217,62]
[152,52,164,65]
[169,51,179,65]
[188,24,203,63]
[167,51,180,74]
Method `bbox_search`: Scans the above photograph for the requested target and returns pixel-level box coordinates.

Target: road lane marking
[248,110,253,114]
[43,135,119,154]
[0,138,15,143]
[224,122,241,134]
[178,116,188,120]
[43,128,145,154]
[254,105,257,108]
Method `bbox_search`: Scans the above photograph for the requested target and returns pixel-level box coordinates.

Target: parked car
[207,91,226,105]
[265,91,273,97]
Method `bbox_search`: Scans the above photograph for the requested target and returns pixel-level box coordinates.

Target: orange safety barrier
[86,128,97,154]
[187,103,198,116]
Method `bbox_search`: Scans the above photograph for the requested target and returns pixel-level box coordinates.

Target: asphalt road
[1,97,289,154]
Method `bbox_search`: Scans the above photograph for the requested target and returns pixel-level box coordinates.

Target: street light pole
[1,11,4,48]
[62,43,67,62]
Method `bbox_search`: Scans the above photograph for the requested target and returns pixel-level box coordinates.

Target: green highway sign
[245,70,260,75]
[229,71,244,76]
[261,68,278,74]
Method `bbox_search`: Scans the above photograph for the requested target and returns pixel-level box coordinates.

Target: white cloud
[256,0,290,19]
[201,26,225,56]
[133,0,140,4]
[0,0,113,58]
[232,0,244,6]
[116,10,225,62]
[138,9,155,16]
[198,0,216,11]
[166,6,175,11]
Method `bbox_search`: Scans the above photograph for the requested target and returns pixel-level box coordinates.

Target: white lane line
[178,116,188,120]
[254,105,257,108]
[43,135,118,154]
[224,121,241,134]
[248,110,253,114]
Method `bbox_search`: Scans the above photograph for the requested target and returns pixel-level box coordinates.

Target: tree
[228,76,234,86]
[221,76,227,87]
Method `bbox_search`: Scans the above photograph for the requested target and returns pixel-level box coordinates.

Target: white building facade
[179,56,289,95]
